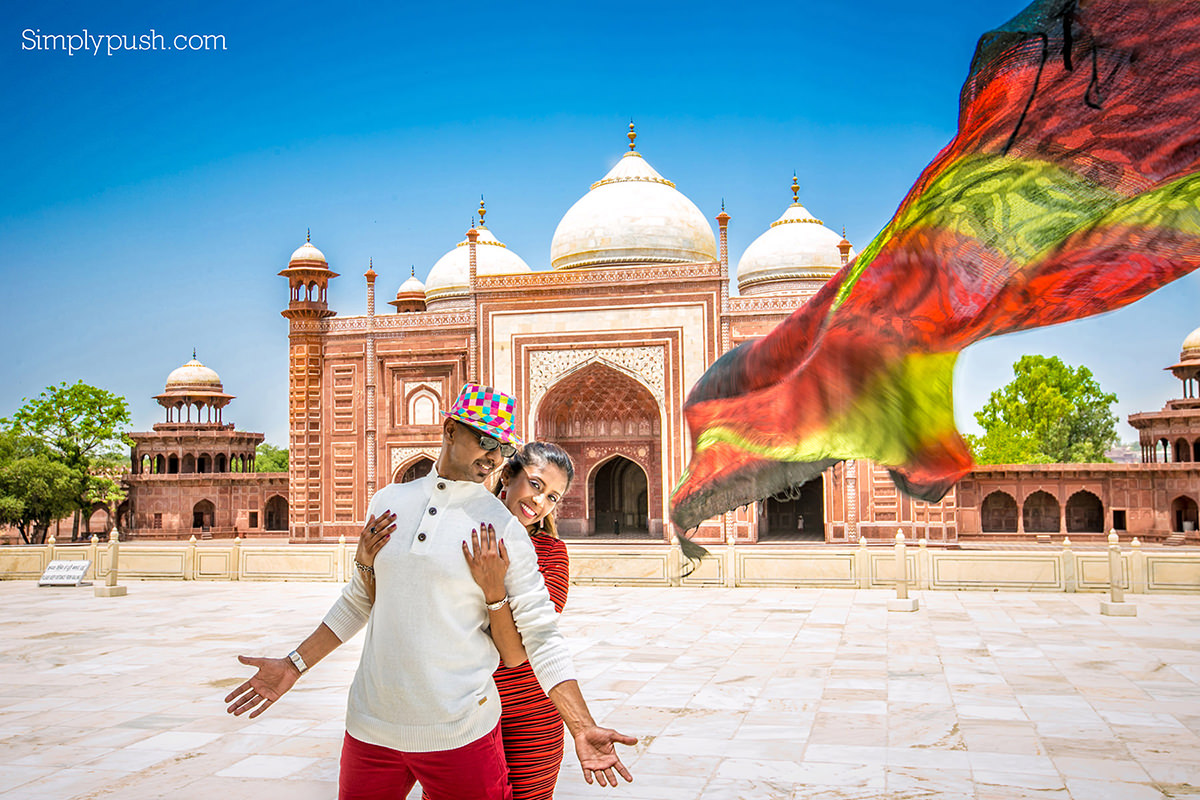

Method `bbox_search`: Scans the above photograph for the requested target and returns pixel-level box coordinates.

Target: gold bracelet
[354,559,375,575]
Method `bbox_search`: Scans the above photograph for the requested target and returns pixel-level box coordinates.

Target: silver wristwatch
[288,649,308,675]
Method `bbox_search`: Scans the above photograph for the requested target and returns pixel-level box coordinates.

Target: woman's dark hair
[494,442,575,537]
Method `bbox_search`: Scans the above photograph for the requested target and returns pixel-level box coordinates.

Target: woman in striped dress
[465,442,574,800]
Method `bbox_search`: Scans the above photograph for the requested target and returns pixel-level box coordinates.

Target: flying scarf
[671,0,1200,530]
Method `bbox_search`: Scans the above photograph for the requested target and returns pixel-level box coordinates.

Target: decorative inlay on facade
[740,269,837,286]
[728,295,810,312]
[528,346,665,416]
[584,444,650,460]
[389,446,440,477]
[322,312,472,333]
[475,261,722,290]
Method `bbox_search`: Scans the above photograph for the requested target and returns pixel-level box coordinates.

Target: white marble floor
[1,581,1198,799]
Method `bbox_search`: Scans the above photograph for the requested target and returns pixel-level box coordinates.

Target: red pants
[339,727,513,800]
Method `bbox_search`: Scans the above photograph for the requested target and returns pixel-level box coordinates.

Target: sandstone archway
[536,363,662,538]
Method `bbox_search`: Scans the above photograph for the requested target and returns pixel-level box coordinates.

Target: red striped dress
[495,532,569,800]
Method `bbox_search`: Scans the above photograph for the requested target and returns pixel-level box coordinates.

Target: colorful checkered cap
[442,383,523,446]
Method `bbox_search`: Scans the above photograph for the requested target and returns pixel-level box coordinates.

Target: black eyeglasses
[459,423,517,458]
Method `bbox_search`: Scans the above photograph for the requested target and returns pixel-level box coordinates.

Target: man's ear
[443,418,457,439]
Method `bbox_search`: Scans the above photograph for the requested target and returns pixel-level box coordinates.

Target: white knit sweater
[322,471,576,752]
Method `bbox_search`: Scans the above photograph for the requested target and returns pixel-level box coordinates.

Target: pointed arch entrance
[395,457,435,484]
[536,362,662,539]
[265,495,289,532]
[1173,495,1199,533]
[758,479,825,541]
[192,499,215,530]
[593,456,649,536]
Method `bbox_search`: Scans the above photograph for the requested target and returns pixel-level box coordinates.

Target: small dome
[289,233,327,265]
[735,189,853,295]
[165,357,223,393]
[1182,325,1200,361]
[550,129,716,270]
[425,225,531,303]
[396,269,425,297]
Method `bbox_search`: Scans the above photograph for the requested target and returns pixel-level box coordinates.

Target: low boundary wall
[3,536,1198,593]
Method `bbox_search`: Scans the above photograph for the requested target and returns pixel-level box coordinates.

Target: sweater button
[417,533,427,542]
[428,507,438,516]
[437,482,446,490]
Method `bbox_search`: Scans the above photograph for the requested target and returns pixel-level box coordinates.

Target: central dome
[550,129,717,270]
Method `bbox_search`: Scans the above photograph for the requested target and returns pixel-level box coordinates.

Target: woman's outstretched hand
[355,510,397,569]
[224,655,298,718]
[463,522,509,602]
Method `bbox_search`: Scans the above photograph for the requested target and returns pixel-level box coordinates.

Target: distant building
[119,356,287,539]
[956,327,1200,544]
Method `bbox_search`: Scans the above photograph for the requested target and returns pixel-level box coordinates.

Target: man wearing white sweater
[225,384,635,799]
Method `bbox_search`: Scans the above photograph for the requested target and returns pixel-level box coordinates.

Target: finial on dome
[791,174,800,205]
[192,347,197,360]
[628,120,637,151]
[410,265,416,277]
[721,198,726,211]
[306,228,311,243]
[478,195,487,227]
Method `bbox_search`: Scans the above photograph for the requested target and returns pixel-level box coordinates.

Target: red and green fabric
[671,0,1200,530]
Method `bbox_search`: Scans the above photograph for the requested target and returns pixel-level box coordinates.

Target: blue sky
[3,0,1196,448]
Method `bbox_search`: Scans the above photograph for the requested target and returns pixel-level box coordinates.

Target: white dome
[397,271,425,296]
[1182,325,1200,361]
[736,200,853,295]
[425,226,531,302]
[165,357,223,392]
[289,238,327,265]
[550,151,717,270]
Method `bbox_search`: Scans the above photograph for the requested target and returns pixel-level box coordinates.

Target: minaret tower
[279,232,338,541]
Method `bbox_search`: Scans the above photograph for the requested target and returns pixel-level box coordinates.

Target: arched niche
[406,386,440,427]
[192,499,216,530]
[1023,490,1060,534]
[981,491,1018,533]
[395,457,435,484]
[265,495,289,531]
[1172,495,1199,533]
[1066,490,1104,533]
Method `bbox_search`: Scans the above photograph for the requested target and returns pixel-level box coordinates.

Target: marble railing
[2,534,1198,593]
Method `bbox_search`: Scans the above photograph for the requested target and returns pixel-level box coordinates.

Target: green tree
[256,442,289,473]
[0,453,80,544]
[2,381,131,539]
[967,355,1119,465]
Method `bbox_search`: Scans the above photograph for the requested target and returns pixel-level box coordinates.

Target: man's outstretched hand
[224,655,298,718]
[573,725,637,787]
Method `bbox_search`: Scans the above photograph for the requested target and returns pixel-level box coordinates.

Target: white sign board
[38,560,92,586]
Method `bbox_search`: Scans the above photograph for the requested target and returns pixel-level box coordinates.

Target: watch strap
[288,649,308,675]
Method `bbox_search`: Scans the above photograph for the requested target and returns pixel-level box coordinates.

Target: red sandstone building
[120,356,287,539]
[277,129,1197,547]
